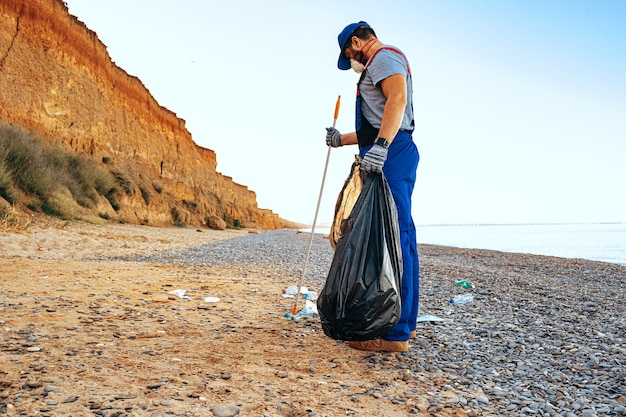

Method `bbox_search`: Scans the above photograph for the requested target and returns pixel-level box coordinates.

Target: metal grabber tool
[291,95,341,317]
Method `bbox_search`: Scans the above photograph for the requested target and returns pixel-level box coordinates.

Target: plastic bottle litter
[282,285,309,298]
[450,293,474,304]
[293,306,315,320]
[455,279,474,289]
[284,300,318,321]
[285,285,299,295]
[303,291,318,301]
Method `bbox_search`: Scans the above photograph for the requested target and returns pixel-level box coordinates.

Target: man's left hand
[360,144,388,173]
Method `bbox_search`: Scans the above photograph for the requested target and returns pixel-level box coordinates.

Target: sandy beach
[1,220,625,417]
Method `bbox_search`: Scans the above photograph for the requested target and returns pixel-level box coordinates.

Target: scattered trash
[282,285,306,298]
[204,297,220,303]
[282,286,317,301]
[450,293,474,304]
[293,306,315,320]
[303,291,318,301]
[455,279,474,289]
[284,300,318,321]
[416,314,445,322]
[169,289,190,299]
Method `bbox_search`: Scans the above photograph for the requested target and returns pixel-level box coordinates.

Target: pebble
[211,405,240,417]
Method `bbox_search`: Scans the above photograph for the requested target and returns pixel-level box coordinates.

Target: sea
[304,223,626,267]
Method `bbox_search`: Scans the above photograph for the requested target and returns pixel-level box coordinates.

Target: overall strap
[367,46,411,75]
[357,46,411,94]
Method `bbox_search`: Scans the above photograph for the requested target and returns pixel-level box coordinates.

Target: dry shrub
[0,201,31,233]
[110,169,134,195]
[0,124,123,217]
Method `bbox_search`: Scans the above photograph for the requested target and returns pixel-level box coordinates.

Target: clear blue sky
[64,0,626,226]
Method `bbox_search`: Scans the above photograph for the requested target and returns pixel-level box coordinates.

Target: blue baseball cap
[337,21,370,70]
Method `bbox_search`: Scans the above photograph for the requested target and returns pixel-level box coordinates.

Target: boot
[348,339,408,352]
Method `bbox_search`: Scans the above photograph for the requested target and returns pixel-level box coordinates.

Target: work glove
[325,127,342,147]
[360,144,388,173]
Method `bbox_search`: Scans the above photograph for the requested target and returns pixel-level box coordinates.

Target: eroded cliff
[0,0,290,228]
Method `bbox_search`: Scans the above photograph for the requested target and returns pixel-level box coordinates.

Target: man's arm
[333,73,406,147]
[339,131,358,145]
[377,73,407,144]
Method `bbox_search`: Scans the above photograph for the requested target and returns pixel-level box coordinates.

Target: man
[326,21,420,352]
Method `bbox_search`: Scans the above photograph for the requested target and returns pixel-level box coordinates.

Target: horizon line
[299,221,626,229]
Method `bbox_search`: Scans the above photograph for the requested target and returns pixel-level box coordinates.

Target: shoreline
[1,222,625,416]
[301,223,626,268]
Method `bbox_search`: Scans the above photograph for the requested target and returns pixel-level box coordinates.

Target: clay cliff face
[0,0,288,228]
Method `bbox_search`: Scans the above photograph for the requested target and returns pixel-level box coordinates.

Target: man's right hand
[325,127,342,147]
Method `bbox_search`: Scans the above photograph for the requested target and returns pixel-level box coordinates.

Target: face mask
[349,38,376,73]
[350,59,365,73]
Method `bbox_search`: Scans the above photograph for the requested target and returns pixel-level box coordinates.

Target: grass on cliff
[0,125,120,230]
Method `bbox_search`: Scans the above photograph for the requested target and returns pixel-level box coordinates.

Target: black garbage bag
[317,167,403,341]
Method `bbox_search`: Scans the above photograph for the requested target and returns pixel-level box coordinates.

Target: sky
[64,0,626,227]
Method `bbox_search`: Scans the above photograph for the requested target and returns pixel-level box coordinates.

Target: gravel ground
[125,229,626,417]
[124,229,333,283]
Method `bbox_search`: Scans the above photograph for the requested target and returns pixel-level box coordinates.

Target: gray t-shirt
[359,46,414,131]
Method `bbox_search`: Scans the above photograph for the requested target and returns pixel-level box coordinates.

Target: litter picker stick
[291,95,341,316]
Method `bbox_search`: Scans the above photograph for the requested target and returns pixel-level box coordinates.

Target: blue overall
[356,48,420,341]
